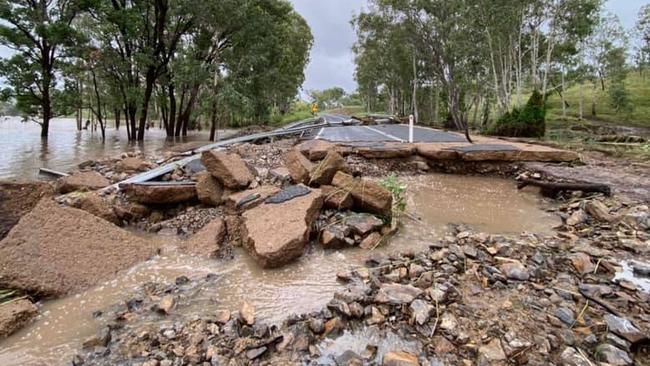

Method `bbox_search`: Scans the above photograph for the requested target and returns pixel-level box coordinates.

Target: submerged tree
[0,0,89,138]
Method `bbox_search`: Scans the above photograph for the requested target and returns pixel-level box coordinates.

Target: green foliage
[608,82,633,114]
[308,87,346,110]
[380,174,407,215]
[488,90,546,137]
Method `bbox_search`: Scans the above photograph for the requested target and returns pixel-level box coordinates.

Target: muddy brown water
[0,117,234,180]
[0,175,561,365]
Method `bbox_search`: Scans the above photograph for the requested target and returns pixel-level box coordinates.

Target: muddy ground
[0,134,648,366]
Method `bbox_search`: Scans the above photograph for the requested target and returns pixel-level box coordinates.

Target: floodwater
[0,116,233,180]
[0,174,560,366]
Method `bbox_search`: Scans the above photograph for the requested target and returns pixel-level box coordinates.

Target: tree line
[353,0,650,139]
[0,0,313,141]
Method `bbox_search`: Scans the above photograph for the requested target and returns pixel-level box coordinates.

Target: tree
[309,87,346,110]
[0,0,88,138]
[635,5,650,78]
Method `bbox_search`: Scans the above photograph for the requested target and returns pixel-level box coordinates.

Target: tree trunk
[591,81,597,117]
[412,51,419,123]
[578,82,584,120]
[137,69,156,141]
[561,68,566,118]
[114,109,121,130]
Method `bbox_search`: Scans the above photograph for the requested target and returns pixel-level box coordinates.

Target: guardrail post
[409,114,414,143]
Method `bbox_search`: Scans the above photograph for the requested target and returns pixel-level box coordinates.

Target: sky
[290,0,648,94]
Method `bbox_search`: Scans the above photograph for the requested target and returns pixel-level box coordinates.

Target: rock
[69,192,121,226]
[57,172,110,193]
[569,253,595,275]
[382,351,420,366]
[603,314,647,344]
[240,301,255,325]
[0,299,38,338]
[113,200,151,222]
[246,346,267,360]
[555,307,575,326]
[500,262,530,281]
[560,347,593,366]
[309,151,350,187]
[566,209,589,226]
[201,150,253,189]
[585,200,616,222]
[415,143,459,160]
[270,167,292,183]
[366,306,385,325]
[0,180,55,240]
[180,218,226,259]
[439,313,458,333]
[321,185,354,210]
[345,213,384,236]
[82,327,111,349]
[410,299,433,325]
[594,344,632,365]
[321,225,352,249]
[478,339,507,362]
[332,172,392,218]
[327,299,351,317]
[354,142,415,159]
[283,148,314,184]
[359,232,382,250]
[375,283,423,305]
[324,317,345,337]
[226,186,281,211]
[0,199,157,296]
[116,157,150,173]
[242,188,323,268]
[215,310,231,324]
[265,185,312,204]
[195,172,223,206]
[308,317,325,334]
[297,139,340,161]
[336,350,364,366]
[120,183,198,204]
[156,295,175,314]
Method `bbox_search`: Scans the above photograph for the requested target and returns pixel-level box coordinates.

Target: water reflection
[0,117,221,180]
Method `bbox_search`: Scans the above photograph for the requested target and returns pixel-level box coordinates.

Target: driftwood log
[517,179,611,197]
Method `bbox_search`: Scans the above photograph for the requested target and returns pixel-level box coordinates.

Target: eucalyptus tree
[0,0,89,138]
[635,5,650,78]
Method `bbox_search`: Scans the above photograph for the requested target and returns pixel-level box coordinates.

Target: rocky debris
[382,351,420,366]
[585,200,616,222]
[179,218,226,258]
[242,187,323,268]
[360,232,383,250]
[82,326,112,349]
[309,151,350,187]
[0,180,54,240]
[195,171,223,206]
[269,167,292,184]
[410,299,433,325]
[65,192,121,226]
[0,199,157,296]
[316,210,386,251]
[120,182,198,205]
[225,186,281,212]
[375,283,423,305]
[201,150,253,189]
[283,148,314,184]
[155,295,175,315]
[332,172,393,218]
[265,185,312,204]
[116,157,151,173]
[478,339,507,363]
[320,224,353,249]
[569,253,596,275]
[321,185,354,210]
[0,299,38,338]
[500,261,530,281]
[56,171,110,193]
[240,301,256,325]
[297,139,341,161]
[603,314,647,344]
[566,209,589,226]
[345,213,384,236]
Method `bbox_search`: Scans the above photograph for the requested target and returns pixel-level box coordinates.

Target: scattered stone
[297,139,339,161]
[336,350,364,366]
[321,225,352,249]
[585,200,616,222]
[560,347,592,366]
[0,199,157,296]
[375,284,423,305]
[309,151,350,186]
[265,185,312,204]
[120,183,197,204]
[308,317,325,334]
[155,295,175,314]
[439,313,458,333]
[500,262,530,281]
[332,172,393,218]
[242,188,323,268]
[246,346,267,360]
[345,213,384,236]
[366,307,385,325]
[555,307,575,326]
[359,232,382,250]
[603,314,647,344]
[0,299,38,339]
[324,317,345,337]
[569,253,595,275]
[68,192,121,225]
[321,185,354,210]
[409,299,433,325]
[594,344,632,365]
[116,157,150,173]
[195,171,223,206]
[82,327,111,349]
[201,150,253,189]
[270,167,292,183]
[283,148,314,185]
[57,172,110,193]
[240,301,255,325]
[215,310,231,324]
[478,339,507,362]
[226,186,281,211]
[566,209,589,226]
[382,351,420,366]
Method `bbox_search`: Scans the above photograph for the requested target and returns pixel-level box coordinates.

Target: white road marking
[363,125,405,142]
[315,127,324,140]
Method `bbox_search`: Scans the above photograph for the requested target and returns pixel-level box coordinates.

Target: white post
[408,114,414,143]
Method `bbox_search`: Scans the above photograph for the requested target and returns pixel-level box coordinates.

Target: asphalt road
[314,122,467,143]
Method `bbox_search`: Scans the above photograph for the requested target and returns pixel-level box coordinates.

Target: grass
[545,72,650,129]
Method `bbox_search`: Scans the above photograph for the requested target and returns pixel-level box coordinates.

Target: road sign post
[409,114,414,143]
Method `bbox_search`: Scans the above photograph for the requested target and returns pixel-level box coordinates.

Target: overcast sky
[290,0,648,94]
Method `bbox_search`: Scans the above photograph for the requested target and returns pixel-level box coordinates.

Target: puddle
[0,173,558,365]
[614,260,650,293]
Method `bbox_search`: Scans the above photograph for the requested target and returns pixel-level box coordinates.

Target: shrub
[488,90,546,137]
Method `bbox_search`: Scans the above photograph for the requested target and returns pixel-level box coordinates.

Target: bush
[487,90,546,137]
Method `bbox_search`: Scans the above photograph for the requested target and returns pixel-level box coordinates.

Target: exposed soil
[0,180,55,240]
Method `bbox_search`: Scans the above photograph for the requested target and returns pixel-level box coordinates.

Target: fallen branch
[517,179,611,197]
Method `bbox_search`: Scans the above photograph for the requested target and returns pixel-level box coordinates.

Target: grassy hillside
[545,72,650,128]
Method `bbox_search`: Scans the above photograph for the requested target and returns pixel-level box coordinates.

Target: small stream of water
[0,174,560,366]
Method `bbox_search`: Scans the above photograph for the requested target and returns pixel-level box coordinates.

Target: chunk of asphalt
[265,185,312,204]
